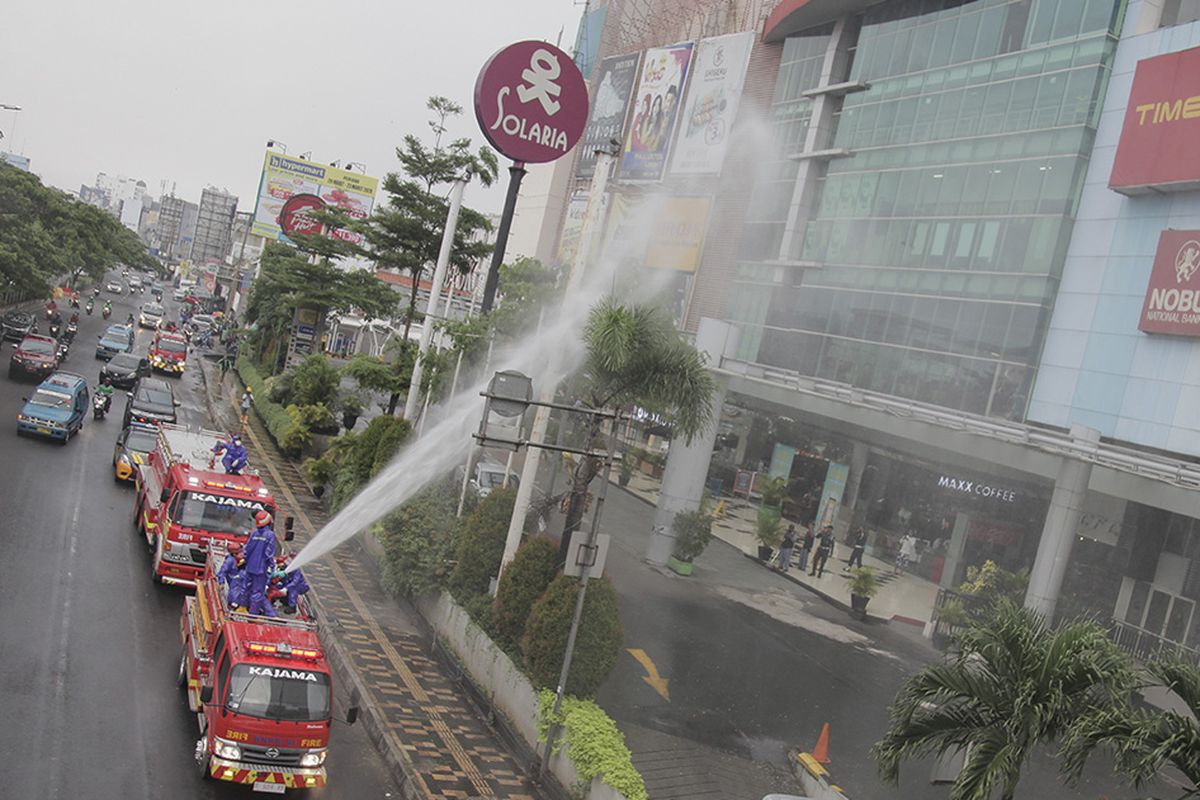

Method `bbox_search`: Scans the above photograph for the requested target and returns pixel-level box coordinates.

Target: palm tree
[1063,657,1200,797]
[558,300,716,554]
[873,601,1134,800]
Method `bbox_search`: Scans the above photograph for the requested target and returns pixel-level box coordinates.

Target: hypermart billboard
[251,152,379,244]
[1110,45,1200,194]
[1139,230,1200,335]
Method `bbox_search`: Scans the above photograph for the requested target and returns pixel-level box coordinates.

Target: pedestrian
[774,524,797,572]
[810,526,835,578]
[844,527,867,570]
[239,388,253,432]
[797,523,814,572]
[894,531,918,575]
[242,510,277,617]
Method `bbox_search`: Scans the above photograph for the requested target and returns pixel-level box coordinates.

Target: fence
[1108,618,1200,667]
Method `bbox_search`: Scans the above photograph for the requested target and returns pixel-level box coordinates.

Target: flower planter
[342,411,359,430]
[618,472,631,487]
[667,556,693,576]
[757,545,774,562]
[850,593,871,621]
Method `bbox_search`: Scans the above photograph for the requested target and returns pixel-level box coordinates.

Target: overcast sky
[0,0,581,214]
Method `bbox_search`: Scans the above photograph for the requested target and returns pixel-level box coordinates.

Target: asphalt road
[0,279,396,798]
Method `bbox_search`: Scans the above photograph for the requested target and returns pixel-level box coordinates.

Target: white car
[138,302,165,329]
[105,281,124,294]
[471,461,519,498]
[172,286,188,301]
[129,276,143,289]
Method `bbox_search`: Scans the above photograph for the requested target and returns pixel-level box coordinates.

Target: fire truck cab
[135,423,291,587]
[181,550,355,791]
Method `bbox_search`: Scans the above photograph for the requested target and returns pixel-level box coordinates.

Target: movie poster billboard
[577,52,641,178]
[670,32,755,176]
[250,152,379,245]
[617,42,694,182]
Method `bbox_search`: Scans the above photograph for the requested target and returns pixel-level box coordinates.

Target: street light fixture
[344,161,367,174]
[266,139,288,153]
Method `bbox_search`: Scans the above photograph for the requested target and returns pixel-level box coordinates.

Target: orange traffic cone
[812,722,831,764]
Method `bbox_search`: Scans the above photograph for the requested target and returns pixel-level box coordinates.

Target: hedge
[448,487,517,601]
[538,689,647,800]
[493,537,559,650]
[377,479,460,597]
[522,573,623,699]
[236,356,294,448]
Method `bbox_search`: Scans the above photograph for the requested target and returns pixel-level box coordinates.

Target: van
[16,372,90,443]
[472,460,519,498]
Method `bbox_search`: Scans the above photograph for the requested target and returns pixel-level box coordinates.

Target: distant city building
[191,187,237,265]
[158,195,200,262]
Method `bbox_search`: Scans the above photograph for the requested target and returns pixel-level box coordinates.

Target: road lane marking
[626,648,670,701]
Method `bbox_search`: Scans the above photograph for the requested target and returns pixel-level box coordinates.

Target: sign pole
[479,161,526,314]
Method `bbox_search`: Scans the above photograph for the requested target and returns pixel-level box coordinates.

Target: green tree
[873,601,1134,800]
[1063,658,1200,798]
[357,96,498,340]
[377,479,460,597]
[341,340,417,415]
[449,486,517,601]
[558,300,717,555]
[493,537,559,649]
[522,573,623,699]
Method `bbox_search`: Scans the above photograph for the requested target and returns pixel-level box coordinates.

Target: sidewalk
[198,358,544,800]
[616,470,940,629]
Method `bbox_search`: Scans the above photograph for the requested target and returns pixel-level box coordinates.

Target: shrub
[377,479,460,597]
[328,415,411,509]
[288,353,342,407]
[760,476,787,508]
[671,509,713,563]
[522,574,623,699]
[370,417,410,477]
[302,454,337,486]
[494,537,559,649]
[237,356,294,449]
[449,487,517,601]
[755,506,783,548]
[538,690,648,800]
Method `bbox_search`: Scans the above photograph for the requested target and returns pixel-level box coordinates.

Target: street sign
[278,193,326,239]
[474,40,589,164]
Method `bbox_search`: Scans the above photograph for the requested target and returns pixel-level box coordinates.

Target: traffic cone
[812,722,831,764]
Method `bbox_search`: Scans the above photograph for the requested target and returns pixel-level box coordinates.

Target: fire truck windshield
[176,491,268,535]
[226,665,331,721]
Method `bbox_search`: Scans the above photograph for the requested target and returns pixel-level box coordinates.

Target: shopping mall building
[532,0,1200,654]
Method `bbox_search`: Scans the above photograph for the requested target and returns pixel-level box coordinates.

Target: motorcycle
[85,300,94,315]
[45,304,57,319]
[93,393,111,420]
[70,298,80,309]
[63,322,77,343]
[101,306,111,320]
[48,321,62,339]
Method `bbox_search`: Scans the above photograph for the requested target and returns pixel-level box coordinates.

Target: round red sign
[474,40,589,164]
[278,194,327,239]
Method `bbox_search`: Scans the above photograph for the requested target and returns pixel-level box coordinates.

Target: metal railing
[1108,618,1200,667]
[716,356,1200,492]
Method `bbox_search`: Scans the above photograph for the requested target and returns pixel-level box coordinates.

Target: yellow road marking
[239,414,494,799]
[626,648,670,701]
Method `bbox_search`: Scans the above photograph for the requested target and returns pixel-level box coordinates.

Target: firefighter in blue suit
[216,541,248,609]
[281,555,309,613]
[242,510,276,617]
[211,434,248,475]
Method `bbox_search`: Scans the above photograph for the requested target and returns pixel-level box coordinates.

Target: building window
[1161,0,1200,26]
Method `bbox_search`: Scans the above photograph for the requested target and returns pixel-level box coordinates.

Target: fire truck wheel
[177,647,188,688]
[151,537,164,584]
[194,737,212,780]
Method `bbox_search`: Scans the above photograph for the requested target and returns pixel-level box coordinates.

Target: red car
[8,334,61,381]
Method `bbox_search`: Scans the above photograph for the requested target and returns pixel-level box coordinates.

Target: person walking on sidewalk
[239,387,253,433]
[844,527,867,571]
[810,526,835,577]
[797,523,814,572]
[774,524,797,572]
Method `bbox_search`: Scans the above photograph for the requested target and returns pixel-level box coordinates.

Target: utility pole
[479,162,527,313]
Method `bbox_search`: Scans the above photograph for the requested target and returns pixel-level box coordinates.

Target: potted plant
[618,454,635,487]
[847,567,880,620]
[760,476,787,508]
[755,507,783,561]
[340,394,364,430]
[669,509,713,576]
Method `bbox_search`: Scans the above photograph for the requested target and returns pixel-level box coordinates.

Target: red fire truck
[148,330,189,375]
[180,549,357,791]
[135,423,290,587]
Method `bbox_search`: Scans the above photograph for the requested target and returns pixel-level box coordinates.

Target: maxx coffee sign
[474,40,588,164]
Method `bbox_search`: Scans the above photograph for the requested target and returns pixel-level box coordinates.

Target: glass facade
[730,0,1124,419]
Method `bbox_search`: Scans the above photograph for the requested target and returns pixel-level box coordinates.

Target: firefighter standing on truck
[243,510,277,617]
[216,541,248,609]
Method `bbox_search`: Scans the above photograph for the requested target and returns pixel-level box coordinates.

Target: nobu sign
[1139,229,1200,336]
[474,40,588,164]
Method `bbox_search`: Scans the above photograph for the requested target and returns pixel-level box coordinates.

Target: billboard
[603,194,713,272]
[617,42,694,182]
[577,52,641,178]
[670,32,755,176]
[1138,229,1200,336]
[1110,45,1200,194]
[250,152,378,244]
[1,151,30,171]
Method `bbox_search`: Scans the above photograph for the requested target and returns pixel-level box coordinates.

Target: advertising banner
[670,32,755,176]
[768,443,797,481]
[577,52,641,178]
[618,42,694,181]
[603,194,712,272]
[1110,45,1200,194]
[1138,229,1200,335]
[816,462,850,531]
[250,152,378,243]
[557,191,590,267]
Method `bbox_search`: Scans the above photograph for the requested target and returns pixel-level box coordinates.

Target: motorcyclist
[102,300,112,319]
[45,299,57,318]
[85,297,94,315]
[95,375,114,414]
[211,434,248,475]
[126,312,135,327]
[242,511,277,617]
[69,310,80,325]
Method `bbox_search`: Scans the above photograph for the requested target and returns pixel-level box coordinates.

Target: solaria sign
[1110,45,1200,194]
[1139,230,1200,336]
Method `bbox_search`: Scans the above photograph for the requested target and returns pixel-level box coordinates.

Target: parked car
[128,275,143,289]
[16,371,89,443]
[188,313,216,334]
[138,302,165,329]
[471,460,520,498]
[112,422,158,481]
[95,324,135,360]
[9,334,61,381]
[1,309,37,342]
[99,352,150,389]
[122,376,178,427]
[105,280,124,294]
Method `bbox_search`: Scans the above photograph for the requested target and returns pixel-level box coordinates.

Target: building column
[1024,425,1099,620]
[645,319,734,565]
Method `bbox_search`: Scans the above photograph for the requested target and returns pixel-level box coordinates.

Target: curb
[788,749,851,800]
[742,551,887,624]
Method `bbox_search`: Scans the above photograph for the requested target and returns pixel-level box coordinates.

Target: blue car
[16,372,90,443]
[96,324,135,360]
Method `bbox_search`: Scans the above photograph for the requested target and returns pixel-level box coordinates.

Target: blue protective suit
[212,441,248,475]
[216,552,246,607]
[242,525,276,617]
[284,568,309,608]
